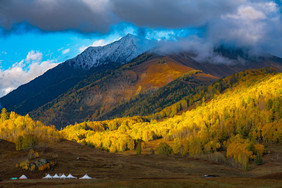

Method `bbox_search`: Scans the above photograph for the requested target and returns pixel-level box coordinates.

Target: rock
[34,158,48,168]
[39,159,47,164]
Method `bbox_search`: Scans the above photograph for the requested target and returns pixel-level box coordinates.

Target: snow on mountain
[69,34,156,70]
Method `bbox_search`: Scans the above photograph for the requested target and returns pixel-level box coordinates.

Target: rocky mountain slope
[71,34,155,69]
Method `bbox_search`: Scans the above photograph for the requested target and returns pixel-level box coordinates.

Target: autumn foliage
[0,109,59,150]
[0,68,281,170]
[59,68,281,169]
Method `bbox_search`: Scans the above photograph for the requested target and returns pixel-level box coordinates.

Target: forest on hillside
[62,68,282,169]
[0,67,281,170]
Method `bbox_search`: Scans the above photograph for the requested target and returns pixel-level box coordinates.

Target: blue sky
[0,29,119,70]
[0,0,281,97]
[0,24,198,70]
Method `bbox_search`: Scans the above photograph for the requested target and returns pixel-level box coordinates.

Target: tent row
[43,173,92,179]
[14,174,93,180]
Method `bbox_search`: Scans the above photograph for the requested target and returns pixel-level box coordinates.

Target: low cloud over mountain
[0,0,281,57]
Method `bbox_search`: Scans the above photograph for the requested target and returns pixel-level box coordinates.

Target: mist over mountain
[154,36,281,66]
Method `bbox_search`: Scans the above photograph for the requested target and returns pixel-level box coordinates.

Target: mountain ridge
[0,34,282,128]
[70,34,156,70]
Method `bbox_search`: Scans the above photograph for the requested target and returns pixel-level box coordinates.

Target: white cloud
[3,87,14,95]
[79,39,108,53]
[208,1,282,53]
[0,51,58,97]
[62,48,70,54]
[25,50,43,62]
[226,6,266,21]
[79,46,87,53]
[257,2,278,14]
[156,36,236,64]
[92,39,108,47]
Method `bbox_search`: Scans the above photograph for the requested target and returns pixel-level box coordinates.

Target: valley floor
[0,140,281,188]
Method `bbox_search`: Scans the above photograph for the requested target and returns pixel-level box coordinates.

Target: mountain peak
[123,33,136,39]
[69,34,155,70]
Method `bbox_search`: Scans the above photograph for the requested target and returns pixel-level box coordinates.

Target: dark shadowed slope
[30,54,204,128]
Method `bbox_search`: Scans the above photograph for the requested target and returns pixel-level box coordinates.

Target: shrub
[157,143,172,155]
[50,160,57,167]
[255,152,263,165]
[19,161,29,170]
[30,164,36,171]
[38,163,50,171]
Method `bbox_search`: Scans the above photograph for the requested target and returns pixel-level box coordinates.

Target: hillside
[148,66,279,120]
[99,67,278,121]
[61,68,281,169]
[30,54,217,128]
[29,50,282,128]
[99,70,217,120]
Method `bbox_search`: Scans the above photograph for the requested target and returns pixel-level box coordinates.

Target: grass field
[0,139,281,188]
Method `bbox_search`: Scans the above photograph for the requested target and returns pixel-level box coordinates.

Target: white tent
[52,174,60,179]
[60,174,67,179]
[43,174,52,179]
[67,174,77,179]
[79,174,92,179]
[19,175,27,179]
